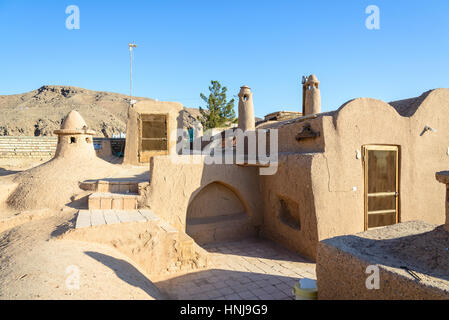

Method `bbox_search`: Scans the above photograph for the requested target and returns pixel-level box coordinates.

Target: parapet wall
[317,221,449,299]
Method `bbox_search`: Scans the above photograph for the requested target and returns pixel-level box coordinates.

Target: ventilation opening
[86,137,92,143]
[70,137,76,144]
[278,198,301,230]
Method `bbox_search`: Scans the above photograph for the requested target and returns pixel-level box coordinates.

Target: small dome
[60,110,87,130]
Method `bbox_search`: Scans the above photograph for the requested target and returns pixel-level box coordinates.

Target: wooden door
[138,114,169,163]
[363,145,399,230]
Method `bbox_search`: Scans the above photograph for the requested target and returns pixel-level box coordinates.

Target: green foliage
[197,80,237,130]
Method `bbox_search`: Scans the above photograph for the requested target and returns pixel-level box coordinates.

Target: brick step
[88,192,138,210]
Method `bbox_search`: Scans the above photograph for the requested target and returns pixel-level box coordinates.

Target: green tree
[197,80,237,130]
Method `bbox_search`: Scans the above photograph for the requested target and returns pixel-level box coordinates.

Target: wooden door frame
[138,113,170,163]
[363,145,400,231]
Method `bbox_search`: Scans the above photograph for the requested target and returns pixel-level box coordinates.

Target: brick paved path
[155,238,316,300]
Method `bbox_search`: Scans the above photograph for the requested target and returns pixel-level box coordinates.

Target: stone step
[88,192,138,210]
[80,180,140,194]
[74,209,197,263]
[75,209,159,229]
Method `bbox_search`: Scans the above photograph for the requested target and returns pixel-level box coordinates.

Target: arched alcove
[186,181,256,244]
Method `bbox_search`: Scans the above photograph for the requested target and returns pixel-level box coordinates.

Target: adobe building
[258,87,449,259]
[123,100,184,165]
[143,78,449,261]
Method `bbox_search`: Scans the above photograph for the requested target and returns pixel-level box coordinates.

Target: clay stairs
[75,178,196,252]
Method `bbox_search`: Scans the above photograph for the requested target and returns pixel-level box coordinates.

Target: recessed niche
[70,137,76,144]
[278,197,301,230]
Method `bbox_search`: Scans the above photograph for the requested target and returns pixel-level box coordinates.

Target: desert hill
[0,85,201,137]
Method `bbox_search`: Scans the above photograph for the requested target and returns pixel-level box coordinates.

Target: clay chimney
[303,75,321,116]
[53,110,96,159]
[238,85,255,131]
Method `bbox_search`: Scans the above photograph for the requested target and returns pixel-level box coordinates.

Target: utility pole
[121,42,137,158]
[128,42,137,106]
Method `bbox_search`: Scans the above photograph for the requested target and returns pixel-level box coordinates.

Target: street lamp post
[128,43,137,106]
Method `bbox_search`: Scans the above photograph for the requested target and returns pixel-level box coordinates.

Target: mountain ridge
[0,85,200,137]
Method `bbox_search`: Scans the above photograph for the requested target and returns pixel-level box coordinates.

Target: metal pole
[128,43,137,106]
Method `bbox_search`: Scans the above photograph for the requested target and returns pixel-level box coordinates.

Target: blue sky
[0,0,448,117]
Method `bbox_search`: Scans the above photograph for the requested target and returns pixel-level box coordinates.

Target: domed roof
[54,110,95,135]
[60,110,87,130]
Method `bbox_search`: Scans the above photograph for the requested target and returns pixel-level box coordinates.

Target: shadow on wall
[259,154,319,261]
[84,251,164,299]
[155,268,297,300]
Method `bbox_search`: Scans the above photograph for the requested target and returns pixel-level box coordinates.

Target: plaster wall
[54,134,96,159]
[260,153,318,260]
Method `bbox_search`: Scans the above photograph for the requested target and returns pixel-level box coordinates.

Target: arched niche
[187,182,247,220]
[186,181,255,244]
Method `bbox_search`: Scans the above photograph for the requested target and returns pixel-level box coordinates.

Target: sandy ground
[0,158,163,300]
